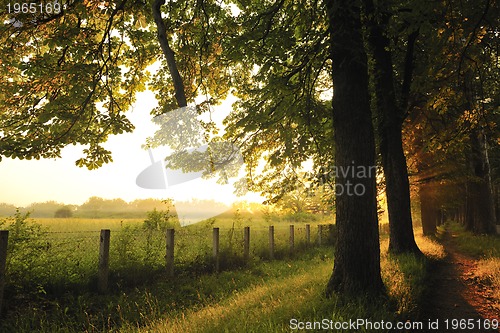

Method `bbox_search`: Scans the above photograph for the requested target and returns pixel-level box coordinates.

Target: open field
[1,235,444,333]
[0,213,335,330]
[0,211,450,332]
[33,218,145,232]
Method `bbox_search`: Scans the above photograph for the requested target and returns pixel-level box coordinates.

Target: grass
[444,222,500,306]
[446,222,500,258]
[130,251,337,333]
[0,213,337,331]
[0,211,446,332]
[476,258,500,301]
[379,234,446,317]
[136,236,443,333]
[33,218,145,232]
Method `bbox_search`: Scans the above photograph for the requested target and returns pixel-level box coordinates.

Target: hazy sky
[0,91,261,207]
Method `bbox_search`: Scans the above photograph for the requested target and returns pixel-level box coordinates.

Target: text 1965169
[7,2,64,15]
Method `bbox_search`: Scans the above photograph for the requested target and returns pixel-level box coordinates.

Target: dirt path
[420,231,500,332]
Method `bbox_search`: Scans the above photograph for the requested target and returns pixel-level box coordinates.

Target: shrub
[54,206,73,218]
[143,199,180,232]
[283,212,319,223]
[0,210,47,293]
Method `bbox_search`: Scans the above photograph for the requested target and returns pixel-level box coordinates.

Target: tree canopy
[1,0,499,298]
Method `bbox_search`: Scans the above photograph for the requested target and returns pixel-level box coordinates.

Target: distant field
[30,209,334,232]
[33,217,145,232]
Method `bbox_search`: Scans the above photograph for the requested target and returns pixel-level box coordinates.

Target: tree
[404,0,499,235]
[0,1,151,167]
[0,203,19,217]
[54,206,73,218]
[324,0,384,296]
[409,113,441,236]
[217,0,384,296]
[130,198,165,212]
[4,0,497,299]
[27,201,66,218]
[79,196,105,218]
[276,181,330,216]
[143,199,179,231]
[361,0,422,255]
[145,0,385,296]
[0,0,233,166]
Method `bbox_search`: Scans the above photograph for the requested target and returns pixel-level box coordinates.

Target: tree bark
[325,0,384,297]
[152,0,187,108]
[469,129,496,234]
[362,0,422,255]
[493,185,500,229]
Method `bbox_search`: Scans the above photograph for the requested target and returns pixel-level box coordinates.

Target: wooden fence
[0,224,335,312]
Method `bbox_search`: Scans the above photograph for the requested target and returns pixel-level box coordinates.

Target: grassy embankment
[443,222,500,304]
[133,234,445,333]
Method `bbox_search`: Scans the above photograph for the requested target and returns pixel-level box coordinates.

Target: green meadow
[0,210,444,332]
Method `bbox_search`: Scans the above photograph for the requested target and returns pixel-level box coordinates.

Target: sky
[0,90,262,208]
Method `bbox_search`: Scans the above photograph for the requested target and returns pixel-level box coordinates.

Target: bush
[0,210,47,293]
[143,199,180,231]
[143,208,179,231]
[283,212,319,223]
[54,206,73,218]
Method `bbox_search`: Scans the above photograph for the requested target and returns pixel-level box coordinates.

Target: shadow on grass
[0,247,334,332]
[2,236,431,333]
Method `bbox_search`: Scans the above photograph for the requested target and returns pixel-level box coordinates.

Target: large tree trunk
[325,0,384,297]
[495,185,500,231]
[385,133,422,253]
[362,0,422,255]
[469,129,496,234]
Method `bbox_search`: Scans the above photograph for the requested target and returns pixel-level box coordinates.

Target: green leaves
[0,0,154,168]
[75,145,114,170]
[219,0,334,201]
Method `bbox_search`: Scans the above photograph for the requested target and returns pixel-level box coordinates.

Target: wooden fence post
[98,229,110,294]
[318,225,323,246]
[269,226,274,260]
[244,227,250,261]
[0,231,8,314]
[289,225,294,254]
[165,229,175,277]
[305,224,311,246]
[213,228,220,272]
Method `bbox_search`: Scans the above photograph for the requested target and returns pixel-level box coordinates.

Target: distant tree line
[0,195,332,221]
[0,197,173,219]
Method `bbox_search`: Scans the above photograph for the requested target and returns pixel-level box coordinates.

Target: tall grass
[35,218,144,232]
[0,211,446,333]
[446,222,500,258]
[133,236,443,333]
[0,213,337,331]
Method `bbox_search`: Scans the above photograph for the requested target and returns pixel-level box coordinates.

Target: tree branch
[152,0,188,108]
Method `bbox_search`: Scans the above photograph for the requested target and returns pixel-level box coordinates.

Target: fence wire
[3,223,335,295]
